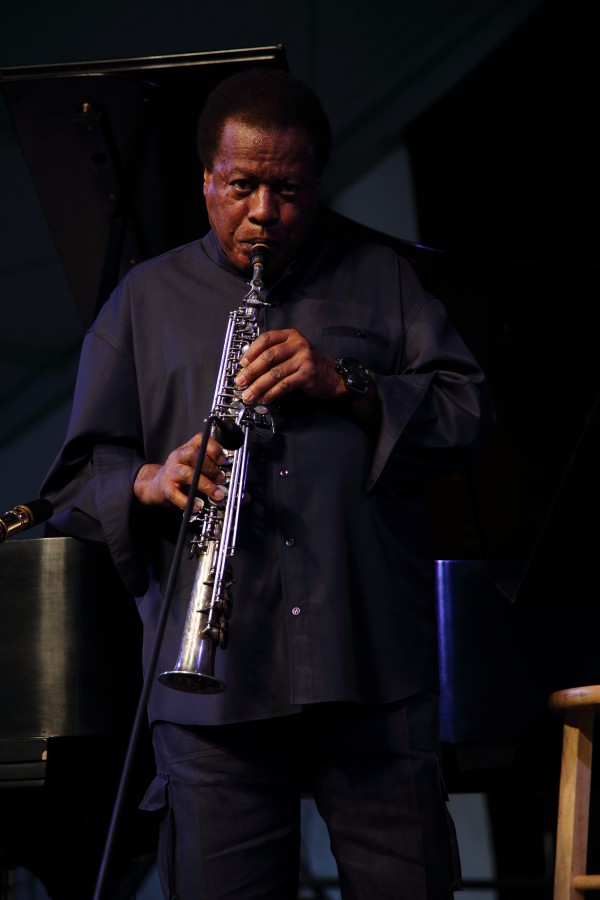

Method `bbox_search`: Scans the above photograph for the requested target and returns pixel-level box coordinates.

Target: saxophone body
[159,244,272,694]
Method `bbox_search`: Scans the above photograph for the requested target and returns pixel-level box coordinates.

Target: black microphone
[0,498,54,543]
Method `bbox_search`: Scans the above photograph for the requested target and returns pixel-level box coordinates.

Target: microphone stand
[92,423,214,900]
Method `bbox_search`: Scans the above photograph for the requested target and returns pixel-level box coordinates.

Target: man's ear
[203,168,212,196]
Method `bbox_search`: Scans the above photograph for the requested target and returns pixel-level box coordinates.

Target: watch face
[336,357,371,394]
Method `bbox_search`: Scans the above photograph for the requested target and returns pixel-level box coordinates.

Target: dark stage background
[1,2,599,897]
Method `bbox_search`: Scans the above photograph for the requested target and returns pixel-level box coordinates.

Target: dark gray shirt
[42,219,494,726]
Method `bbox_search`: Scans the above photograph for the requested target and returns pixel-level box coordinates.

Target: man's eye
[279,183,299,197]
[231,179,253,192]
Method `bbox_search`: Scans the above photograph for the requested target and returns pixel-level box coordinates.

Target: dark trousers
[143,696,461,899]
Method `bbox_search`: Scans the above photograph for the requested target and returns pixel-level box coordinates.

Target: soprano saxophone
[158,243,272,693]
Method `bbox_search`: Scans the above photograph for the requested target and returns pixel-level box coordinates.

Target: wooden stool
[550,686,600,898]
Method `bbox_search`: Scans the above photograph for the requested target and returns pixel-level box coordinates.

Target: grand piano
[1,45,600,899]
[0,537,156,899]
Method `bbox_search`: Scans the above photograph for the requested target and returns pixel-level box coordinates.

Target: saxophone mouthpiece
[250,243,269,267]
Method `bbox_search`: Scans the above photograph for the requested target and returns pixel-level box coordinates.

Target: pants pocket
[140,772,178,899]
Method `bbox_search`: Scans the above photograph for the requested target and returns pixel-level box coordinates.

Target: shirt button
[291,606,301,616]
[279,468,289,477]
[284,537,295,547]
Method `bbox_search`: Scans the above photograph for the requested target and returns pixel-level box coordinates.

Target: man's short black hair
[196,67,331,176]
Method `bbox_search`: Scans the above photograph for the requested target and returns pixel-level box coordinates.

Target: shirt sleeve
[367,257,495,493]
[40,285,149,596]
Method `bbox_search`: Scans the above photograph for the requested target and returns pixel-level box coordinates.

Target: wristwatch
[335,357,372,395]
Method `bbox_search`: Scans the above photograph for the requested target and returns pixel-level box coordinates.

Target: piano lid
[0,46,288,329]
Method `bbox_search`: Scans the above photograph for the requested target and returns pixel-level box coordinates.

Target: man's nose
[248,186,279,225]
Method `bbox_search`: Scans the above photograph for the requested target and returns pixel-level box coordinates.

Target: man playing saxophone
[42,67,495,899]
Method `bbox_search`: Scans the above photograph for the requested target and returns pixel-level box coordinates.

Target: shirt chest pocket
[320,325,393,370]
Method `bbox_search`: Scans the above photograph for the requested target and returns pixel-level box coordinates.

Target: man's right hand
[133,432,228,511]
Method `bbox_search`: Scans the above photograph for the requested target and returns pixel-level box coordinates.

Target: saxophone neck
[243,242,271,307]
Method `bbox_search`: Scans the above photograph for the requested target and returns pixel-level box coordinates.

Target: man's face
[203,119,321,278]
